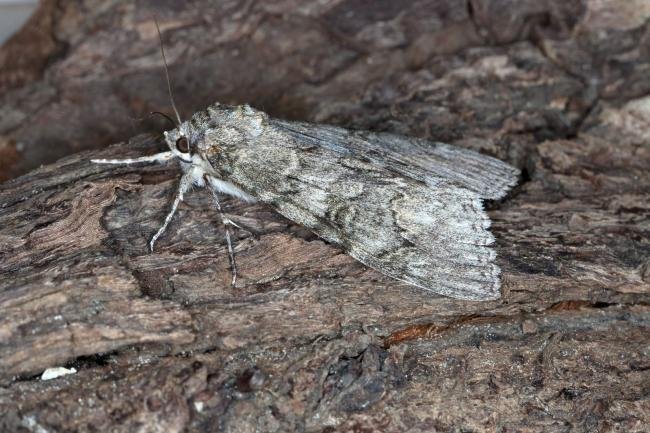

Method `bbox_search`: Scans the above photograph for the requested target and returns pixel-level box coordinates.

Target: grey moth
[93,102,518,300]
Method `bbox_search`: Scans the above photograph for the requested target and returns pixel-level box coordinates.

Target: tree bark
[1,1,649,432]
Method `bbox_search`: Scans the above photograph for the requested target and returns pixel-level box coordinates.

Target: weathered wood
[1,1,649,432]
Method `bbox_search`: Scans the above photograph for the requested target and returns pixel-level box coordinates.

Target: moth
[92,23,519,301]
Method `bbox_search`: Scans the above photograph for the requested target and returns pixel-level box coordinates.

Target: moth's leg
[206,177,239,287]
[149,172,192,252]
[213,191,239,287]
[91,151,174,165]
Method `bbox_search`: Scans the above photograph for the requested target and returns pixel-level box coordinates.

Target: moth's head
[163,122,195,164]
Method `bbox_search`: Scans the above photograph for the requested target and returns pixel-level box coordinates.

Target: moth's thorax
[194,103,267,152]
[164,103,268,156]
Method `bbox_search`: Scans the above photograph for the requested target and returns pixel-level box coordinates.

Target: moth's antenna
[129,111,177,128]
[153,17,182,126]
[149,111,177,128]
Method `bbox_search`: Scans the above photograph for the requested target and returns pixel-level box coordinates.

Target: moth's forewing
[197,105,516,300]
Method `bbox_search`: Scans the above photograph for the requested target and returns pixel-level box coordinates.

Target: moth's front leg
[91,151,174,165]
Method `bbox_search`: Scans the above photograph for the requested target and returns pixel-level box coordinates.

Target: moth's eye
[176,137,190,153]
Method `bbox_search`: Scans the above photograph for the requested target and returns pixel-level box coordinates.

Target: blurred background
[0,0,36,45]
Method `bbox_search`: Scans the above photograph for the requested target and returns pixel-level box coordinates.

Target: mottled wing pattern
[272,119,519,200]
[219,118,518,300]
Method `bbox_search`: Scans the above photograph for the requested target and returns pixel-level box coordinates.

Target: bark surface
[1,1,649,432]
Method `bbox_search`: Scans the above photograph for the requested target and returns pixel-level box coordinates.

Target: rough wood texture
[1,1,649,432]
